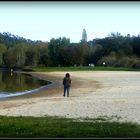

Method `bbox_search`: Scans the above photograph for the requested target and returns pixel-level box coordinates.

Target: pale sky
[0,2,140,43]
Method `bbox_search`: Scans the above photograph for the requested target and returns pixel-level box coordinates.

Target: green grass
[0,115,140,138]
[33,66,140,72]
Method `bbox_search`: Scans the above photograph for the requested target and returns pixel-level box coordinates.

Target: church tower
[82,29,87,42]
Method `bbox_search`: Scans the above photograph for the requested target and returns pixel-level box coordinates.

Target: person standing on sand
[63,73,71,97]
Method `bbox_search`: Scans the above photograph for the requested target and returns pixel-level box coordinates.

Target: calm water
[0,71,51,98]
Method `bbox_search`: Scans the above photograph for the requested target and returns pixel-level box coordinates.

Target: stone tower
[82,29,87,42]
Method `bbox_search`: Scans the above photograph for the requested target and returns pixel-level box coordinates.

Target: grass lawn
[33,66,140,72]
[0,115,140,138]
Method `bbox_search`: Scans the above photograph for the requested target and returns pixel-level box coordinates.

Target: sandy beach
[0,71,140,124]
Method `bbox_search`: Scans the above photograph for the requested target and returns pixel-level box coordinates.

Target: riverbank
[0,71,140,124]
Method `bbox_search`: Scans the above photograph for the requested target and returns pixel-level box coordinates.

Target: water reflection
[0,71,51,94]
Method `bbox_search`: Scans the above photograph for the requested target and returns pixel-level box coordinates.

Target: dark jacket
[63,77,71,87]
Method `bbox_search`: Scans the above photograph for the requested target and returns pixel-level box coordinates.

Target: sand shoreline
[0,71,140,124]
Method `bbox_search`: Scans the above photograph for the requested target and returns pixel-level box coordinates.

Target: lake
[0,70,52,99]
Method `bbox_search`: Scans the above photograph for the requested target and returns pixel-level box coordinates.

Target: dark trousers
[63,86,70,97]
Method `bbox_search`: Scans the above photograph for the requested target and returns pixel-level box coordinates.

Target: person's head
[65,73,70,78]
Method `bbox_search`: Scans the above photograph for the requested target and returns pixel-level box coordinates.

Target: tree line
[0,32,140,69]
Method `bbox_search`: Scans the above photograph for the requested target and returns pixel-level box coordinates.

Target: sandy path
[0,71,140,124]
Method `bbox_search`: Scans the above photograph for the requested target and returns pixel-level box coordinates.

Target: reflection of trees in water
[25,76,39,88]
[1,71,26,92]
[0,71,49,93]
[11,72,28,92]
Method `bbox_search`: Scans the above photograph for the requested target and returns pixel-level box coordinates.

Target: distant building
[82,29,87,42]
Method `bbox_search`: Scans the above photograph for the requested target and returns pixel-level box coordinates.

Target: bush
[97,55,140,68]
[133,62,140,69]
[22,66,34,72]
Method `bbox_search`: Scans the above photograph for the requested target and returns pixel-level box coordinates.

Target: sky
[0,2,140,43]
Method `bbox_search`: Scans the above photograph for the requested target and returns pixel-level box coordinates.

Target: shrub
[97,55,140,68]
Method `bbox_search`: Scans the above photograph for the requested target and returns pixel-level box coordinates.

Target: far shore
[0,71,140,124]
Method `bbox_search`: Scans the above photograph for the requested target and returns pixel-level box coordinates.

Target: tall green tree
[4,47,17,68]
[25,45,39,67]
[131,36,140,57]
[14,43,27,68]
[38,42,49,66]
[0,43,7,66]
[48,37,70,66]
